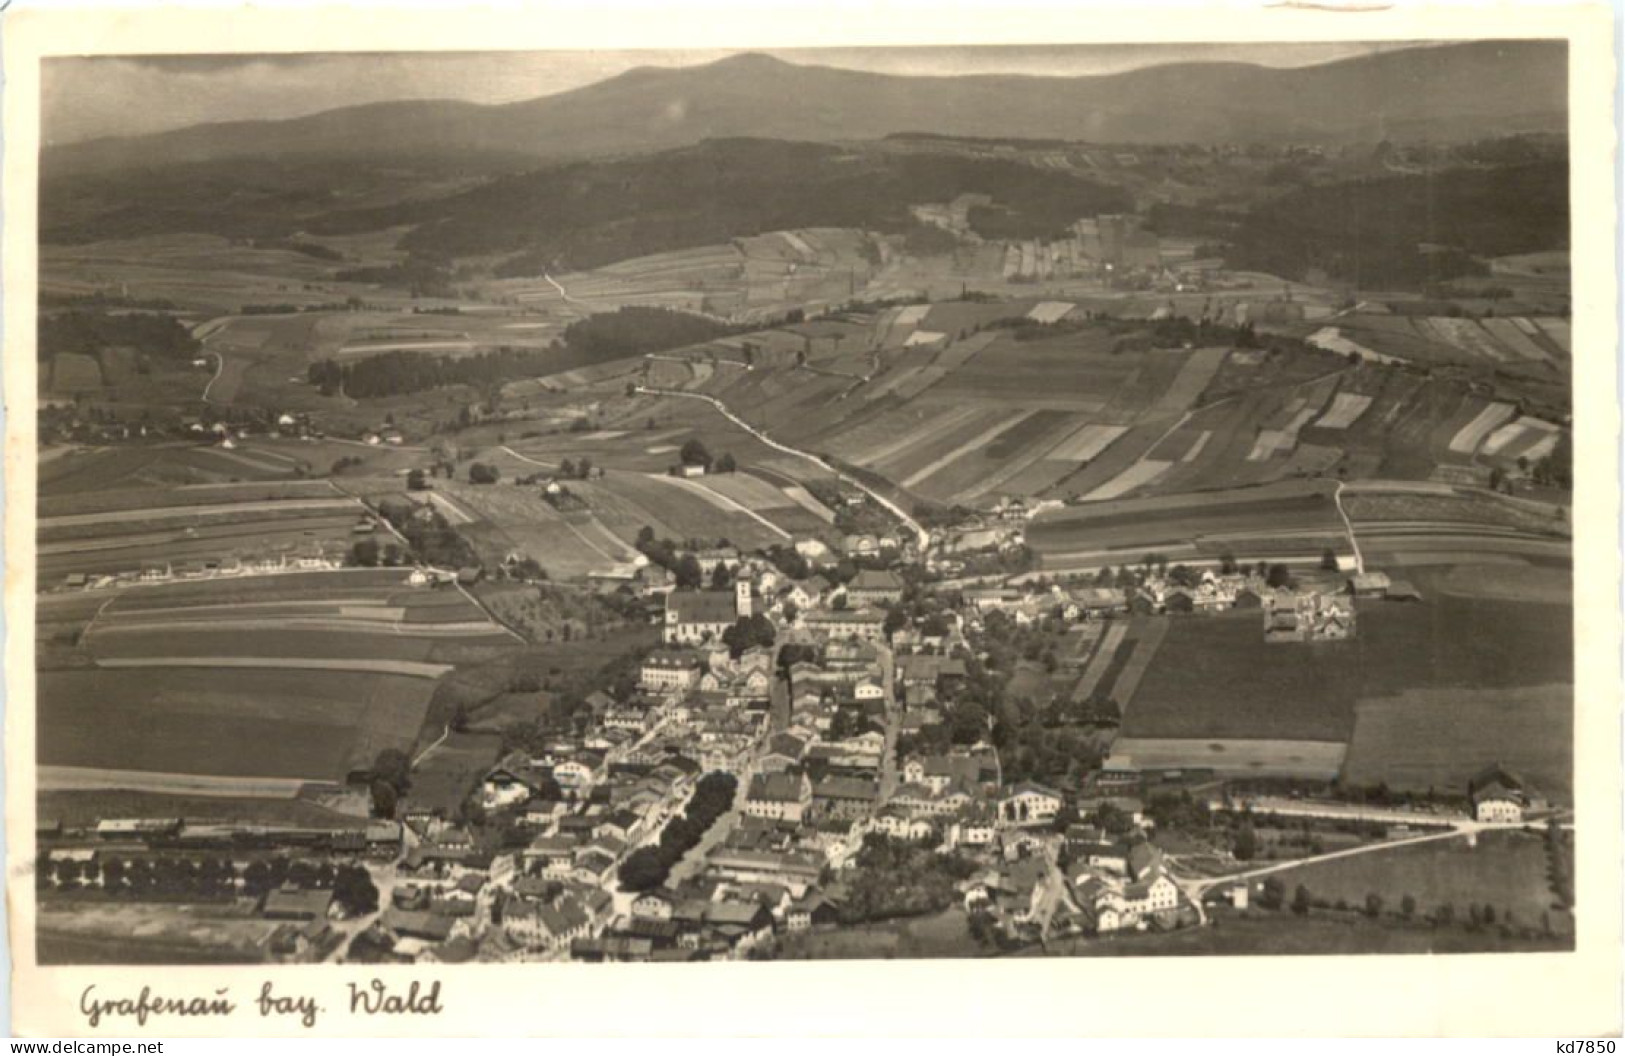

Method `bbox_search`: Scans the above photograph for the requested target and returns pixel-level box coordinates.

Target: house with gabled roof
[997,782,1064,827]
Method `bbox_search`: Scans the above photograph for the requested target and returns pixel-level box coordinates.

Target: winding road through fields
[1333,481,1366,574]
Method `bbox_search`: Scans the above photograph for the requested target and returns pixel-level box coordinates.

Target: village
[36,487,1563,964]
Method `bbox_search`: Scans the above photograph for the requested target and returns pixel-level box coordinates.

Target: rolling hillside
[45,42,1566,176]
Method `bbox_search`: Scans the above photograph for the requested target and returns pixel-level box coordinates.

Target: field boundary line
[635,385,929,549]
[642,471,791,540]
[452,578,527,643]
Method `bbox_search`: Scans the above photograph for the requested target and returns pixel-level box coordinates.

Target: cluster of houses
[55,541,381,593]
[962,569,1276,627]
[961,816,1186,940]
[1262,588,1356,643]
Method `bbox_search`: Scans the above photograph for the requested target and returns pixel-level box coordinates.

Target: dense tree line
[310,140,1131,274]
[42,853,378,916]
[1225,162,1569,290]
[38,311,200,362]
[561,307,731,361]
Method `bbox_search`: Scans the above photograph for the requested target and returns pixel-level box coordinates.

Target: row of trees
[617,772,739,891]
[41,854,379,916]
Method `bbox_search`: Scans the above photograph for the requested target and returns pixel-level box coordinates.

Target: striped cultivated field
[1085,459,1173,501]
[1049,423,1129,462]
[1447,402,1518,454]
[1315,393,1374,430]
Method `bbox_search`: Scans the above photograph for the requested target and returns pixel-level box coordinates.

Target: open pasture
[577,472,788,550]
[40,477,341,518]
[39,446,310,498]
[38,666,435,784]
[49,353,103,394]
[1341,684,1571,796]
[1270,831,1564,927]
[85,623,503,664]
[1108,737,1349,779]
[1121,570,1570,752]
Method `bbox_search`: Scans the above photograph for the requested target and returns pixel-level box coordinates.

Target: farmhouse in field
[1469,764,1542,823]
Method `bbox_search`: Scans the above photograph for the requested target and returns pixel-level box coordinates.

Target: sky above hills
[45,42,1430,144]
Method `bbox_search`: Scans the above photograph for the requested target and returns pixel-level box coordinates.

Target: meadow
[1117,565,1572,784]
[1270,831,1568,931]
[38,666,434,784]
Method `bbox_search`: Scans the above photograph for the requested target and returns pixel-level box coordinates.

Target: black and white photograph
[5,2,1620,1037]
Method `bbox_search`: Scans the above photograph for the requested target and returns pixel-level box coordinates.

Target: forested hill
[45,42,1566,175]
[1224,162,1570,288]
[306,139,1134,274]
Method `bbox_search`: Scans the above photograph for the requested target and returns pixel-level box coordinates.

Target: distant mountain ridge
[45,41,1566,175]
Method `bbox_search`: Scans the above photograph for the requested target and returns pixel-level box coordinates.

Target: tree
[1320,548,1339,571]
[679,438,712,468]
[1261,877,1286,910]
[1401,894,1417,918]
[1267,563,1293,589]
[721,614,776,659]
[371,748,412,795]
[1292,884,1312,915]
[406,468,429,491]
[1219,551,1238,574]
[469,462,500,484]
[715,452,737,474]
[782,600,799,624]
[675,554,703,590]
[710,563,733,591]
[351,538,381,567]
[370,779,398,819]
[333,865,380,916]
[1365,892,1384,918]
[1233,823,1258,862]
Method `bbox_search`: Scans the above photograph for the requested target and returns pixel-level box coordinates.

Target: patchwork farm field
[39,478,344,517]
[1116,565,1571,783]
[1026,480,1345,566]
[38,446,314,498]
[1341,684,1572,797]
[36,477,381,583]
[74,568,514,663]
